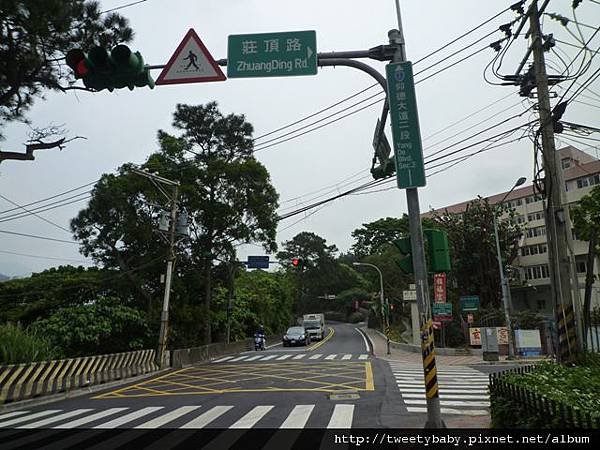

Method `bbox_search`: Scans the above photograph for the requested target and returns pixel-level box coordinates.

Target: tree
[71,102,279,344]
[571,185,600,343]
[277,231,337,270]
[431,197,522,309]
[0,0,133,162]
[351,216,410,258]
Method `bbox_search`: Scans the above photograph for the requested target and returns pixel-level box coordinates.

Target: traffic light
[371,156,396,180]
[291,257,301,267]
[66,45,155,92]
[393,236,413,274]
[424,229,451,273]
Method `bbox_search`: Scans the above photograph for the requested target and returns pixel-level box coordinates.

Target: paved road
[0,322,513,445]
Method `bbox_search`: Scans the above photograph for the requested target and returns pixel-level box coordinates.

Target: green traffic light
[393,236,413,274]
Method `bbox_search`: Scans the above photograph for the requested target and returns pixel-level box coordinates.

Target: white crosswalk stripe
[308,354,323,360]
[244,354,265,361]
[358,354,369,360]
[324,354,337,360]
[276,354,293,360]
[210,353,370,363]
[341,354,352,360]
[228,355,249,362]
[1,403,358,430]
[212,356,234,363]
[389,363,490,417]
[0,410,30,421]
[292,354,306,360]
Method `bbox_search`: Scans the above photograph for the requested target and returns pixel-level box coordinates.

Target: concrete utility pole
[132,168,180,369]
[529,0,579,359]
[393,0,444,428]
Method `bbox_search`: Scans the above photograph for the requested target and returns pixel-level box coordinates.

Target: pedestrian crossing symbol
[156,28,226,85]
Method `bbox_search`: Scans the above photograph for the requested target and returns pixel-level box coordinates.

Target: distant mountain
[0,273,9,282]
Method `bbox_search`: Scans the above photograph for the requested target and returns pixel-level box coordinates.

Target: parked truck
[303,313,326,341]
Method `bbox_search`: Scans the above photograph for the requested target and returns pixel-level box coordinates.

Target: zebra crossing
[389,362,490,416]
[0,403,356,430]
[212,353,369,363]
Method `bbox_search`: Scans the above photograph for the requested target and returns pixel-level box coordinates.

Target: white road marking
[230,405,274,429]
[93,407,163,429]
[395,380,488,388]
[402,393,489,400]
[327,404,354,429]
[53,408,128,429]
[18,409,92,429]
[212,356,234,363]
[135,406,202,429]
[280,404,315,429]
[180,406,233,429]
[324,354,337,360]
[406,406,489,416]
[292,354,306,360]
[308,354,323,360]
[0,411,29,421]
[354,327,370,353]
[398,388,488,394]
[0,410,61,428]
[229,355,250,362]
[404,399,490,407]
[358,354,369,360]
[276,354,293,360]
[341,354,352,360]
[244,355,264,361]
[259,355,278,361]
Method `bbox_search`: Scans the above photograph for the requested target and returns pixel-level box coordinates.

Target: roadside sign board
[227,31,317,78]
[496,327,509,345]
[432,302,452,321]
[156,29,226,85]
[385,61,426,189]
[433,273,446,302]
[469,327,481,346]
[403,290,417,301]
[460,295,480,312]
[432,320,441,330]
[247,255,269,269]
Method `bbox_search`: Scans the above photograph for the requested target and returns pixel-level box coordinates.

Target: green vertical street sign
[386,61,426,189]
[227,31,317,78]
[460,295,480,312]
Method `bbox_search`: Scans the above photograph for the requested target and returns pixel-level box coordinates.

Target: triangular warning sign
[156,29,226,85]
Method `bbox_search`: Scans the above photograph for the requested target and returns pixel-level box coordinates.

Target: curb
[0,368,171,412]
[356,327,376,356]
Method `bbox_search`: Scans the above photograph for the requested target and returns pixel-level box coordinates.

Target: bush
[0,323,56,365]
[30,296,151,357]
[348,312,365,323]
[324,311,346,322]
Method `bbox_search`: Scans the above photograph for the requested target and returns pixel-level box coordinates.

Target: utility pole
[131,168,180,369]
[392,0,444,428]
[529,0,579,360]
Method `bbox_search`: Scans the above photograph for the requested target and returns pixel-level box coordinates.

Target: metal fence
[489,365,599,428]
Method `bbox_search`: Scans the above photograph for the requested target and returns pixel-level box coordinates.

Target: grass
[0,323,57,365]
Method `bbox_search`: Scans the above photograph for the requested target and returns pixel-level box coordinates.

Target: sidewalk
[362,326,545,366]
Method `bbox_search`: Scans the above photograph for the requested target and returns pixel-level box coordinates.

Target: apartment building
[424,145,600,318]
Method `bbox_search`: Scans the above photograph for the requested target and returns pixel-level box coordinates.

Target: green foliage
[0,323,57,365]
[348,312,365,323]
[491,362,600,428]
[30,296,150,357]
[351,216,409,258]
[0,0,133,134]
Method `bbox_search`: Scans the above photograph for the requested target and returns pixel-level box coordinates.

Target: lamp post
[353,262,390,354]
[493,176,526,360]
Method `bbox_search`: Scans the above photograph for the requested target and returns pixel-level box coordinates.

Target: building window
[525,264,550,280]
[577,261,587,273]
[525,194,543,204]
[527,211,544,222]
[576,174,600,189]
[526,226,546,238]
[521,243,548,256]
[562,158,571,169]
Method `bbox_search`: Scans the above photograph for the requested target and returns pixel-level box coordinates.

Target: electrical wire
[0,193,71,233]
[0,249,90,264]
[0,181,95,215]
[0,229,79,245]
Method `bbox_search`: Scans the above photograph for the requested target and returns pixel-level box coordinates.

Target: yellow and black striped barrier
[420,319,439,399]
[0,349,158,405]
[557,304,578,362]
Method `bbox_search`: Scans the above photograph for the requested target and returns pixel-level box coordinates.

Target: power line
[101,0,148,14]
[0,249,90,264]
[0,193,91,224]
[0,229,79,245]
[0,193,72,234]
[0,181,95,215]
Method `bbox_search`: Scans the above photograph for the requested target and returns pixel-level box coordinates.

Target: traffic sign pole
[390,1,445,429]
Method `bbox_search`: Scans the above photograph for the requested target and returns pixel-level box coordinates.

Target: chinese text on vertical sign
[385,62,426,189]
[433,273,446,303]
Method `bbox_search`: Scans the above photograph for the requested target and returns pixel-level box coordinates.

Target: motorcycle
[254,333,266,351]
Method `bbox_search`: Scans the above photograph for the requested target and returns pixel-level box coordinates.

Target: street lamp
[353,262,390,354]
[493,176,526,360]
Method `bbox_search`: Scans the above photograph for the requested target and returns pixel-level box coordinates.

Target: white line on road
[398,388,488,394]
[0,410,61,428]
[358,354,369,360]
[324,354,337,360]
[230,406,274,429]
[93,407,163,429]
[404,399,490,407]
[401,393,489,400]
[406,406,489,416]
[308,354,323,360]
[180,406,233,429]
[395,379,488,388]
[276,354,293,360]
[341,354,352,360]
[135,406,202,429]
[327,404,354,429]
[292,354,306,360]
[244,355,264,361]
[354,327,370,353]
[0,411,30,421]
[280,404,315,429]
[18,409,92,429]
[229,355,250,362]
[212,356,234,363]
[53,408,129,429]
[259,355,278,361]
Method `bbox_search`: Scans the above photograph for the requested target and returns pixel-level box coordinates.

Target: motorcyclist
[254,324,266,349]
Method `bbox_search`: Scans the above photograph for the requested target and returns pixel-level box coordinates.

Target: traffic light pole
[392,0,444,429]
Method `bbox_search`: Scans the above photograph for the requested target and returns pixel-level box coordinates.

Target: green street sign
[460,295,480,312]
[386,61,426,189]
[432,303,452,316]
[227,31,317,78]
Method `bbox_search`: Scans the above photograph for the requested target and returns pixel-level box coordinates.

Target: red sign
[433,273,446,302]
[467,313,474,324]
[432,320,441,330]
[156,29,226,85]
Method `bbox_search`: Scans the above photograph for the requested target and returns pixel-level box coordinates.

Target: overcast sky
[1,0,598,276]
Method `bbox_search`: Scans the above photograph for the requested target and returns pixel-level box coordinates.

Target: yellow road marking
[307,327,334,351]
[365,362,374,391]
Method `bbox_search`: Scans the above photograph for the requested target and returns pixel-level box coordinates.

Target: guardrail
[0,349,158,405]
[489,365,600,428]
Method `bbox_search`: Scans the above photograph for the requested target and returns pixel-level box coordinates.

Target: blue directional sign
[247,256,270,269]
